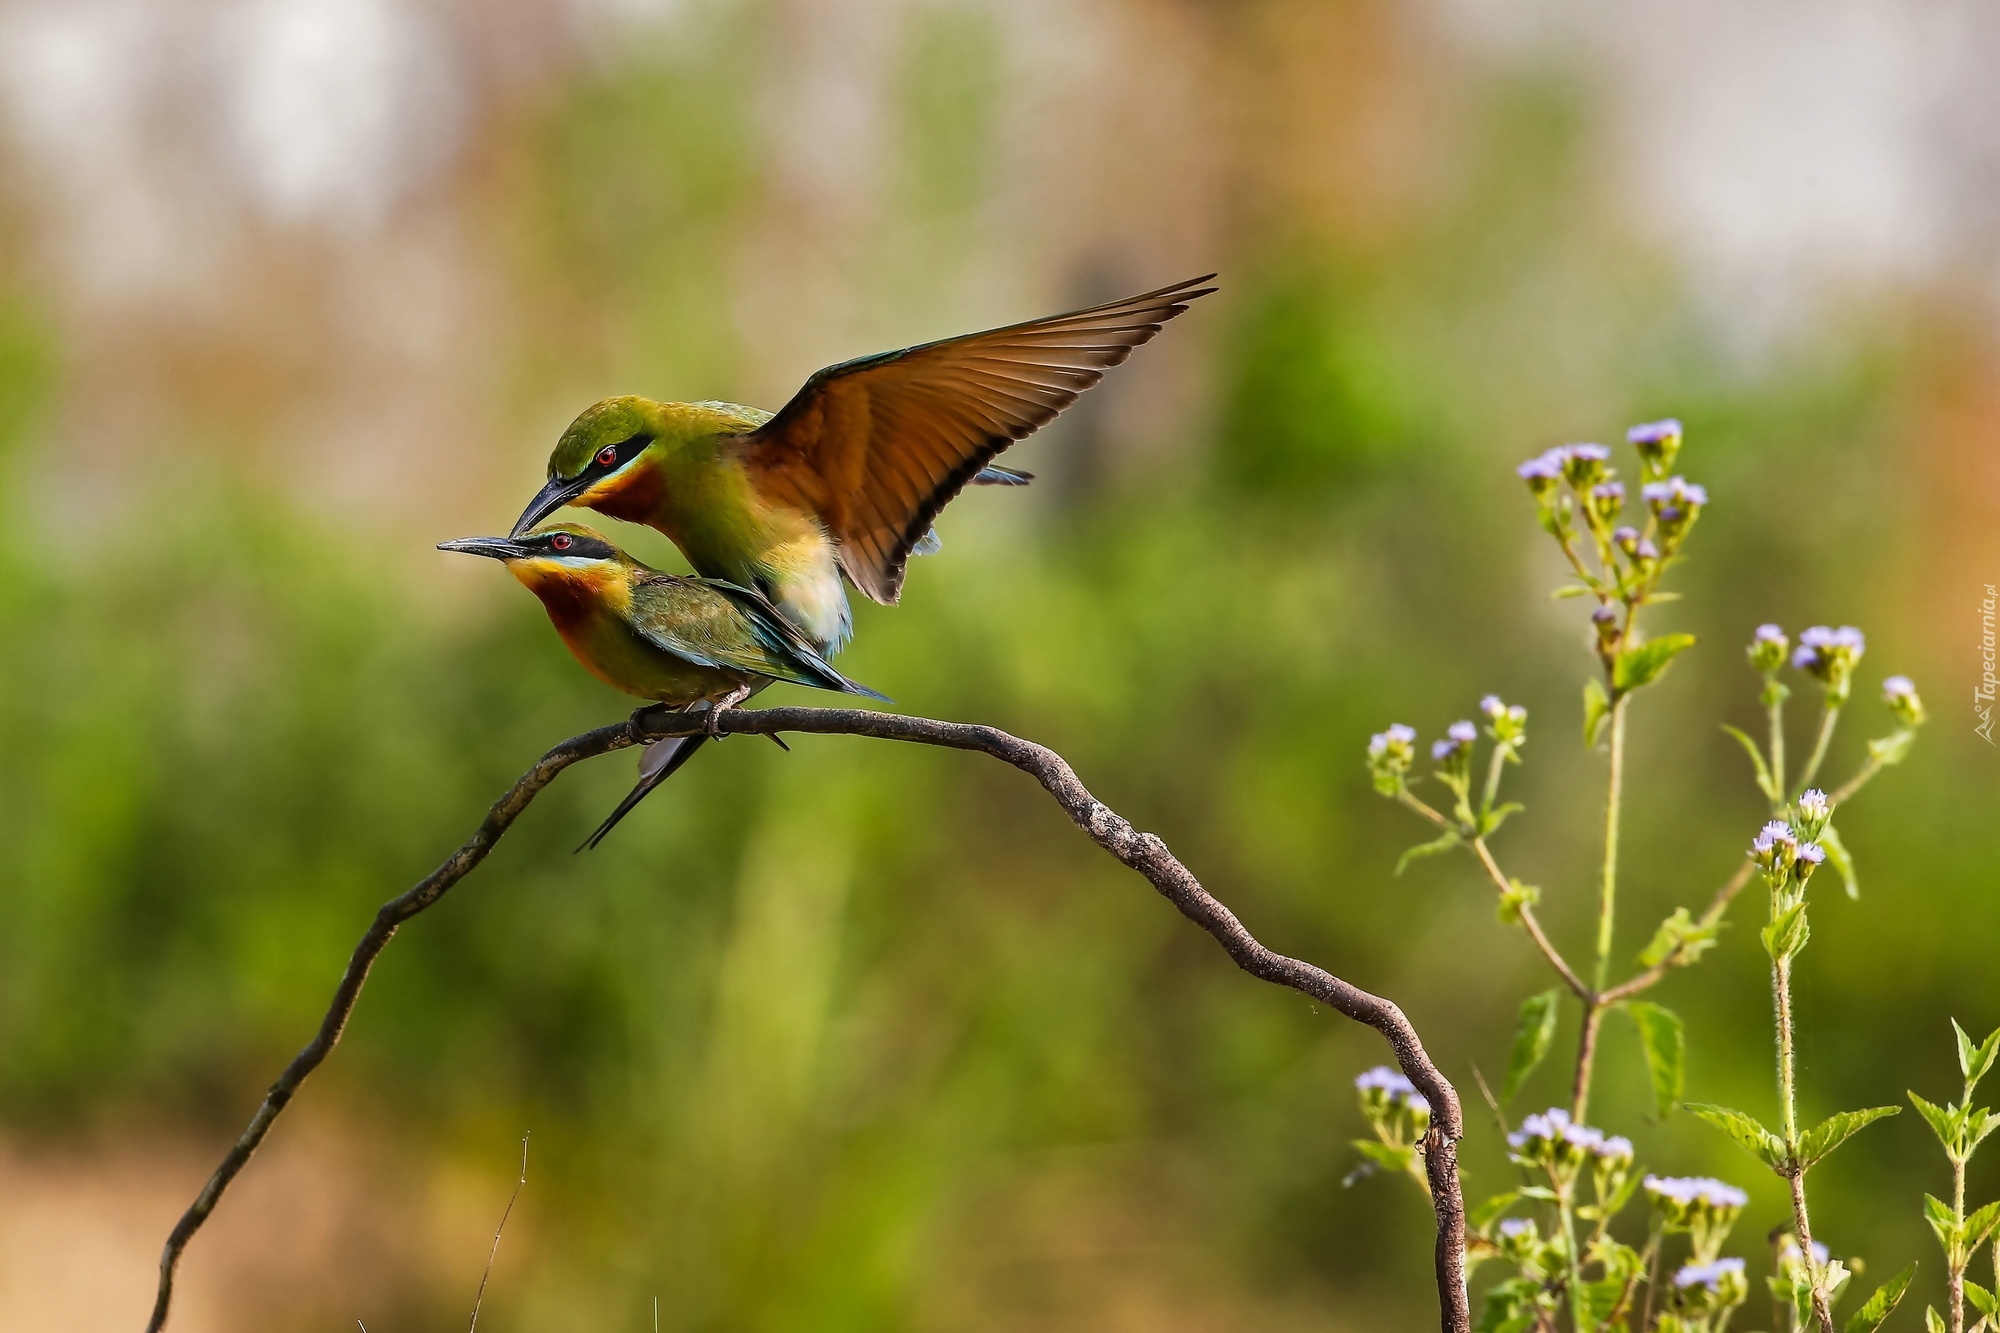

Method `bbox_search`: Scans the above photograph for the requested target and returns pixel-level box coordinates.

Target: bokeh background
[1,1,1996,1329]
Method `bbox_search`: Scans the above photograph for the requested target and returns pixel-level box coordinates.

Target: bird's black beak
[438,535,535,561]
[510,474,590,538]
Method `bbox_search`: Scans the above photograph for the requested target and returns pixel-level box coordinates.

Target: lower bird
[439,522,887,849]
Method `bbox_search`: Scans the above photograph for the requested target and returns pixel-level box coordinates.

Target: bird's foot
[705,684,754,738]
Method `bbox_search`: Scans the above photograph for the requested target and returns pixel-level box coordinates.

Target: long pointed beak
[438,535,533,561]
[510,474,589,538]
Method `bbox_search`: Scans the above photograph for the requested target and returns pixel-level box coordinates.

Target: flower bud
[1882,674,1926,727]
[1752,820,1800,885]
[1431,720,1477,778]
[1793,788,1830,838]
[1748,623,1789,674]
[1588,481,1625,524]
[1792,625,1865,703]
[1641,475,1708,551]
[1673,1257,1748,1314]
[1481,695,1528,745]
[1794,841,1825,881]
[1367,724,1417,794]
[1561,443,1611,488]
[1495,1216,1541,1264]
[1627,418,1683,477]
[1592,604,1620,652]
[1516,448,1565,496]
[1612,525,1641,556]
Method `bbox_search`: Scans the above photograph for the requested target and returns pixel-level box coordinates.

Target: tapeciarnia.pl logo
[1979,583,1997,744]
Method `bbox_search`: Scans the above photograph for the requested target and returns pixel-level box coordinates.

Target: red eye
[551,533,573,551]
[596,445,618,467]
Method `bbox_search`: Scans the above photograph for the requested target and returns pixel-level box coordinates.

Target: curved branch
[148,705,1469,1333]
[145,720,637,1333]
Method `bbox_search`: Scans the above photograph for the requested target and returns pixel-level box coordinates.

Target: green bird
[509,275,1216,654]
[439,522,886,849]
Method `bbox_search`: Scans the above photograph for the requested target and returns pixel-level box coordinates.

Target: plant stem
[1594,695,1629,993]
[1768,688,1788,799]
[1469,838,1592,1000]
[1774,946,1835,1333]
[1795,704,1841,796]
[1571,1000,1604,1123]
[1828,751,1886,808]
[1952,1153,1968,1333]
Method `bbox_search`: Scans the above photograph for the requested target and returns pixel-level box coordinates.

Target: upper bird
[509,275,1217,654]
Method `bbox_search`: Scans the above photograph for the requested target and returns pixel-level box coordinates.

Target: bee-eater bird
[509,274,1217,654]
[439,523,887,849]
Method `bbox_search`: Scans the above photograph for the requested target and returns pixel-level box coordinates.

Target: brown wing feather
[742,274,1217,604]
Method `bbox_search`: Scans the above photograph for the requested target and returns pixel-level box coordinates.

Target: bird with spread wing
[510,275,1217,654]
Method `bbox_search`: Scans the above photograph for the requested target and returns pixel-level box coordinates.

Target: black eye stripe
[592,433,648,472]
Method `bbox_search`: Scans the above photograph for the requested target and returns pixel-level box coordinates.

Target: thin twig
[469,1133,530,1333]
[1597,860,1756,1005]
[145,721,635,1333]
[147,704,1471,1333]
[1467,838,1591,999]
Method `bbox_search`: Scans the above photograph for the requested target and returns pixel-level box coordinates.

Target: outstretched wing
[740,275,1217,604]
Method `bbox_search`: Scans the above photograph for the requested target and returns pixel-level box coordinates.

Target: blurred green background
[0,1,1995,1329]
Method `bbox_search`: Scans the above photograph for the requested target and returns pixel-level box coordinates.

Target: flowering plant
[1353,420,1982,1332]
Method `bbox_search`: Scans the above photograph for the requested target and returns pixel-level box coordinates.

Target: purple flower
[1448,720,1477,744]
[1595,1135,1634,1169]
[1561,443,1612,486]
[1755,624,1786,644]
[1507,1108,1571,1150]
[1796,789,1829,824]
[1627,418,1682,445]
[1497,1217,1534,1239]
[1356,1065,1428,1114]
[1882,674,1926,726]
[1517,449,1566,492]
[1792,625,1867,692]
[1430,739,1457,761]
[1675,1257,1747,1291]
[1635,538,1659,561]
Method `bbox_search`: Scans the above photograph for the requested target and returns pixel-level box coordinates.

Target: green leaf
[1762,900,1811,960]
[1927,1304,1948,1333]
[1843,1263,1915,1333]
[1968,1279,2000,1322]
[1967,1199,2000,1248]
[1957,1019,2000,1089]
[1819,822,1860,900]
[1923,1193,1960,1252]
[1352,1139,1417,1174]
[1797,1105,1900,1168]
[1624,1001,1686,1118]
[1869,729,1917,766]
[1479,801,1525,836]
[1910,1091,1961,1154]
[1687,1102,1789,1171]
[1722,723,1781,801]
[1553,583,1595,599]
[1635,907,1719,970]
[1396,830,1462,875]
[1470,1191,1522,1231]
[1579,1274,1629,1329]
[1583,677,1612,747]
[1503,989,1563,1100]
[1613,632,1697,694]
[1497,878,1541,926]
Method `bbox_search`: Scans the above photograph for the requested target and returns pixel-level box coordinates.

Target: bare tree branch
[147,704,1469,1333]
